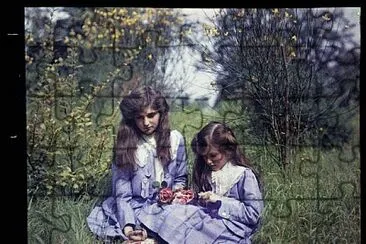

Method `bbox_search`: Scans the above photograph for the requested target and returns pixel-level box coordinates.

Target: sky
[177,8,219,107]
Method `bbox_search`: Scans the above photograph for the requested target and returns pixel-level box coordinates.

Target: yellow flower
[272,9,279,15]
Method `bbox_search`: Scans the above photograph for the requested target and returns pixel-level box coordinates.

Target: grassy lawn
[28,107,360,243]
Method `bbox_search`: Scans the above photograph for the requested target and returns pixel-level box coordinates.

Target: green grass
[27,195,98,244]
[251,146,360,243]
[27,145,360,243]
[28,106,360,243]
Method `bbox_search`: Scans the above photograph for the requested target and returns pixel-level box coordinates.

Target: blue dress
[138,162,263,244]
[87,130,188,240]
[87,131,263,243]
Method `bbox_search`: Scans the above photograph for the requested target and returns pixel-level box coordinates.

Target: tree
[196,8,359,169]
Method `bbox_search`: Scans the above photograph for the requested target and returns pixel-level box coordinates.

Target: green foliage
[26,19,121,197]
[26,7,188,198]
[65,7,188,95]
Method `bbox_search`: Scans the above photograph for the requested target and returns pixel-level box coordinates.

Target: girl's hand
[198,191,221,203]
[123,225,148,241]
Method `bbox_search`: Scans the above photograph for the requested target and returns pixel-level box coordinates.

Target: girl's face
[203,145,227,171]
[135,106,160,135]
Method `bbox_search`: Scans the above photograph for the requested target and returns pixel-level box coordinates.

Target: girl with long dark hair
[87,86,187,243]
[137,121,263,243]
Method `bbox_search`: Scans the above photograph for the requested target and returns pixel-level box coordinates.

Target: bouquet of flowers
[158,187,194,205]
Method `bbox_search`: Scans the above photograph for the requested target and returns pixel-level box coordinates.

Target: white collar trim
[135,131,180,168]
[211,161,246,196]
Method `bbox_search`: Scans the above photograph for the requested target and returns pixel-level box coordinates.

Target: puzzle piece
[37,197,72,243]
[25,7,360,244]
[170,107,204,137]
[337,144,360,163]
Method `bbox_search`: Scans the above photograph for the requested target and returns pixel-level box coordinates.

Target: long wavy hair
[191,121,261,192]
[114,86,171,169]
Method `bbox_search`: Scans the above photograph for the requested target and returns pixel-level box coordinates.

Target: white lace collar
[135,135,156,168]
[141,134,156,148]
[135,131,180,169]
[210,161,246,196]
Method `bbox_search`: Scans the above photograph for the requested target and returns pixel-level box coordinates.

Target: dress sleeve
[112,164,137,230]
[217,169,263,226]
[171,130,188,190]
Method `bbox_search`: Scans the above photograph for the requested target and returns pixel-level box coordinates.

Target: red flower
[158,187,195,205]
[159,187,174,204]
[172,189,194,205]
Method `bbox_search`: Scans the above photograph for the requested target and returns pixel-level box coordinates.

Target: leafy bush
[26,18,121,198]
